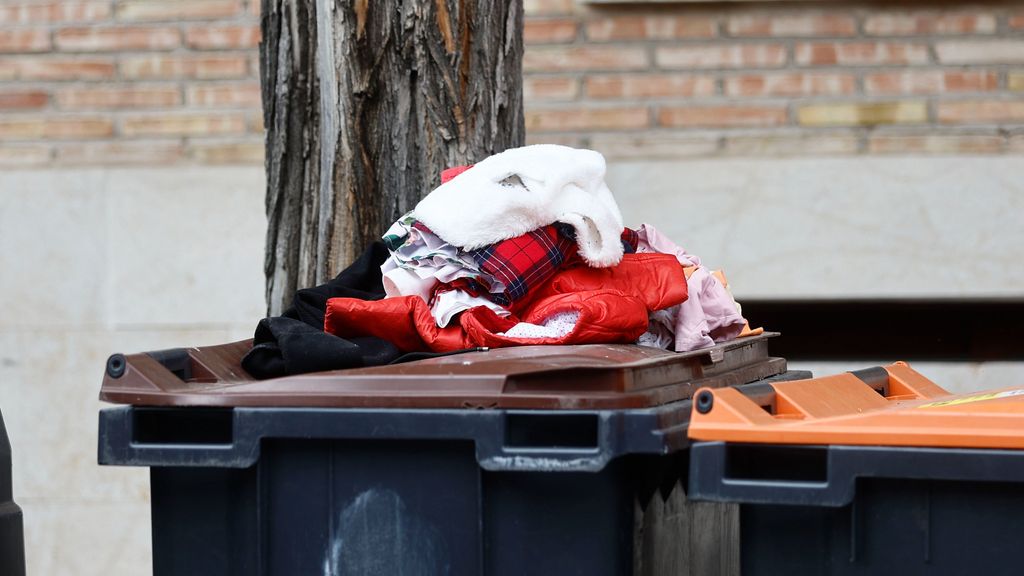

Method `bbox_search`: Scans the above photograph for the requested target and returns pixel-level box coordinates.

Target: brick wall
[0,0,262,166]
[524,1,1024,158]
[1,0,1022,166]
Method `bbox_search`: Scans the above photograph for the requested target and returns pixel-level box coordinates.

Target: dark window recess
[133,408,234,445]
[505,413,599,449]
[725,444,828,483]
[743,299,1024,362]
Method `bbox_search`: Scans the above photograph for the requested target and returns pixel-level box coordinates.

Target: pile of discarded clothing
[243,145,759,379]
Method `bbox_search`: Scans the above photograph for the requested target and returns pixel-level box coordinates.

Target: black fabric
[242,242,399,379]
[242,317,403,379]
[283,240,390,327]
[241,241,495,379]
[390,347,490,365]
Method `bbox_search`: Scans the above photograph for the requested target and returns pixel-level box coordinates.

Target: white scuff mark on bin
[322,487,450,576]
[481,454,610,472]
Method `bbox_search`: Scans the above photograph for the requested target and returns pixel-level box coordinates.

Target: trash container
[687,362,1024,576]
[0,408,26,576]
[98,333,801,576]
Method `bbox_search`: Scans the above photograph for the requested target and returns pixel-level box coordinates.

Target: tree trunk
[259,0,524,315]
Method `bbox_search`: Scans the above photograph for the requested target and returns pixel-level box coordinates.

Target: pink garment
[635,224,747,352]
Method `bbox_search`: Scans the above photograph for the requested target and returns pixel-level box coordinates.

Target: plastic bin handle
[475,411,663,473]
[100,407,679,472]
[98,406,261,468]
[688,442,853,507]
[688,441,1024,507]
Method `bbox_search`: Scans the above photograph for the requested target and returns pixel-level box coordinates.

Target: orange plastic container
[689,361,1024,449]
[687,363,1024,575]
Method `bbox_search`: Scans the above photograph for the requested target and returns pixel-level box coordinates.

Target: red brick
[55,27,180,51]
[724,73,855,97]
[249,111,264,133]
[525,107,649,131]
[935,41,1024,64]
[523,76,579,101]
[524,19,578,43]
[799,102,926,126]
[945,71,1001,92]
[8,57,115,80]
[122,114,247,136]
[120,55,249,79]
[0,117,113,140]
[189,140,265,164]
[524,46,647,72]
[116,0,241,21]
[187,83,263,107]
[728,15,856,37]
[56,86,181,109]
[864,71,998,94]
[523,0,574,16]
[864,13,996,35]
[589,133,719,159]
[937,101,1024,123]
[248,0,261,18]
[1009,134,1024,153]
[0,30,51,53]
[656,44,787,69]
[658,105,787,128]
[56,141,184,165]
[868,133,1003,154]
[795,42,930,66]
[0,90,49,110]
[585,16,716,41]
[524,133,584,147]
[0,2,111,23]
[0,61,16,80]
[585,74,716,99]
[0,145,51,166]
[1011,13,1024,30]
[185,25,262,49]
[724,134,860,157]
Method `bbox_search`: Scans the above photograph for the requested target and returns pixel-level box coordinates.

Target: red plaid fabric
[434,224,639,308]
[463,223,579,306]
[621,227,639,253]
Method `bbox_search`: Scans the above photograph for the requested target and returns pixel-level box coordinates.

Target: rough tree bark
[259,0,525,315]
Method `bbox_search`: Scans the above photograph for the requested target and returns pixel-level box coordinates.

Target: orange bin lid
[688,362,1024,450]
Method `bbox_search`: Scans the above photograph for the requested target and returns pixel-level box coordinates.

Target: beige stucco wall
[0,167,264,575]
[609,156,1024,298]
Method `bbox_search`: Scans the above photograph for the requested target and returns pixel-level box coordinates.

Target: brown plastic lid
[99,333,785,409]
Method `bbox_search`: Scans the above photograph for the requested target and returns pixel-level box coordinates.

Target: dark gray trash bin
[99,334,801,576]
[0,408,25,576]
[686,364,1024,576]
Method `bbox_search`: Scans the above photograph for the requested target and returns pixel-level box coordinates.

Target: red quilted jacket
[324,253,687,353]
